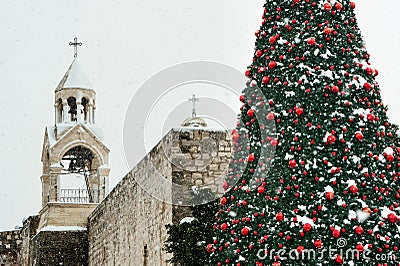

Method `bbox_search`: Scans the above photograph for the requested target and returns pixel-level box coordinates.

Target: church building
[0,43,231,265]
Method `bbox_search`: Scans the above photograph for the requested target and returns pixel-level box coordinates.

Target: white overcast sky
[0,0,399,230]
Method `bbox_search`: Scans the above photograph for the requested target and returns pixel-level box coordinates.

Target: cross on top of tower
[69,37,82,58]
[189,94,199,118]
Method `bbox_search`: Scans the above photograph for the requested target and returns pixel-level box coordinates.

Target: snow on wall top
[56,59,93,91]
[39,226,87,232]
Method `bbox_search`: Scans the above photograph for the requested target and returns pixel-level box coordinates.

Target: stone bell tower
[38,48,110,230]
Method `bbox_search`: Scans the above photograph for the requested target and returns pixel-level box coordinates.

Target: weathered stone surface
[0,230,21,265]
[20,215,40,265]
[31,230,88,266]
[87,128,231,265]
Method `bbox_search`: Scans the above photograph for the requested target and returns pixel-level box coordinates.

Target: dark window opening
[67,97,77,122]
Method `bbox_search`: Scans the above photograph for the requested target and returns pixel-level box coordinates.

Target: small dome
[181,117,207,128]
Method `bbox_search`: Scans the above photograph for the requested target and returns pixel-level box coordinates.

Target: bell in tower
[39,38,110,230]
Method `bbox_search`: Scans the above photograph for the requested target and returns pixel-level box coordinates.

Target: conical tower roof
[55,59,93,91]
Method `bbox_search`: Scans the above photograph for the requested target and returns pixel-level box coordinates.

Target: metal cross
[189,94,199,118]
[69,37,82,58]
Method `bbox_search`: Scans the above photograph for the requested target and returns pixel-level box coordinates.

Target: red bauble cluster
[387,213,399,223]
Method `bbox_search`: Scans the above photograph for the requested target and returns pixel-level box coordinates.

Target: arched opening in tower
[81,97,89,123]
[67,96,77,122]
[59,146,99,203]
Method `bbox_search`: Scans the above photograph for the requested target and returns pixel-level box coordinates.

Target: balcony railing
[59,189,90,203]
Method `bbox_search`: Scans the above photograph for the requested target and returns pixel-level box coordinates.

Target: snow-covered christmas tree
[209,0,400,265]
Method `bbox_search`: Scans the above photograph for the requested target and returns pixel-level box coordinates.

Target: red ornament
[270,139,278,147]
[387,213,399,223]
[267,112,275,120]
[356,244,364,252]
[269,36,277,44]
[303,223,312,232]
[308,37,316,46]
[269,61,277,69]
[335,255,343,264]
[365,67,374,75]
[247,109,255,117]
[232,132,239,142]
[349,185,358,194]
[355,132,364,141]
[296,246,305,254]
[325,192,335,200]
[327,135,336,144]
[323,3,332,11]
[295,107,304,116]
[350,2,356,9]
[247,154,255,162]
[331,85,339,93]
[289,159,298,168]
[221,223,228,231]
[262,76,270,84]
[335,2,343,10]
[355,226,364,235]
[364,83,371,90]
[276,212,284,221]
[323,27,333,35]
[257,186,265,194]
[241,227,250,236]
[314,240,323,249]
[332,229,340,238]
[220,197,228,206]
[245,70,251,78]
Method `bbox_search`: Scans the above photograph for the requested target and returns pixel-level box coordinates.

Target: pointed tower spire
[56,59,93,91]
[54,42,96,125]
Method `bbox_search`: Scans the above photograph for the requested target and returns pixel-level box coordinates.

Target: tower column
[88,102,94,124]
[63,101,68,123]
[54,103,59,124]
[41,174,50,207]
[48,164,62,204]
[77,100,84,123]
[93,106,96,124]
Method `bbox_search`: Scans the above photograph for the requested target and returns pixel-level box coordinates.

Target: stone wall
[88,128,231,265]
[88,133,174,266]
[20,215,40,266]
[0,230,21,265]
[31,230,88,265]
[170,129,231,222]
